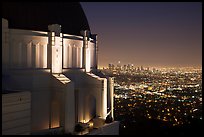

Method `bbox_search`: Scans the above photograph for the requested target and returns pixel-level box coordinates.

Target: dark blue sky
[81,2,202,68]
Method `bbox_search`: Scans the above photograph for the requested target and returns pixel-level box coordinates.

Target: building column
[18,42,22,68]
[68,44,72,68]
[48,24,63,74]
[72,45,76,68]
[65,82,75,133]
[92,34,98,70]
[22,43,27,68]
[27,42,32,68]
[31,42,36,68]
[35,43,40,68]
[2,18,9,70]
[109,77,114,120]
[102,79,107,119]
[81,30,91,72]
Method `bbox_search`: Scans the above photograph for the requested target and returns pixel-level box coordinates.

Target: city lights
[101,64,202,129]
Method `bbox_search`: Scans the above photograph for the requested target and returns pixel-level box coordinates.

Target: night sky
[81,2,202,68]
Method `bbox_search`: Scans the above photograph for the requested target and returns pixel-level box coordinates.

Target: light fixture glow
[52,36,62,73]
[85,49,91,72]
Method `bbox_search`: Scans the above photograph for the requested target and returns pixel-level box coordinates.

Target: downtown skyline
[81,2,202,68]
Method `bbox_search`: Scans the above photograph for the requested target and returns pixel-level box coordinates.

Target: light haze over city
[81,2,202,68]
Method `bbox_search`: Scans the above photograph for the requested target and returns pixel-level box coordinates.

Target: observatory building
[2,2,119,135]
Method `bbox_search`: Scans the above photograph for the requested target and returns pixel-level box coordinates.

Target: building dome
[2,2,90,36]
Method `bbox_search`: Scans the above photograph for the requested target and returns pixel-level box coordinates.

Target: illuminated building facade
[2,2,118,135]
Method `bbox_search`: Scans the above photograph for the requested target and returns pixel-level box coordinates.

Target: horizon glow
[81,2,202,68]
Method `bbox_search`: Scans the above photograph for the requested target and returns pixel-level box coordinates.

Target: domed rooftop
[2,2,90,36]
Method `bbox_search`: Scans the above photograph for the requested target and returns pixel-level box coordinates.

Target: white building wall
[64,82,75,133]
[77,88,85,122]
[2,18,117,135]
[50,74,76,133]
[6,69,76,134]
[8,29,48,69]
[63,38,83,68]
[31,73,51,132]
[4,22,97,71]
[65,71,108,123]
[49,80,63,129]
[88,41,95,69]
[6,70,52,132]
[77,86,101,123]
[2,91,31,135]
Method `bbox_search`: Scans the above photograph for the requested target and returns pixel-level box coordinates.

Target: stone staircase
[52,74,71,84]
